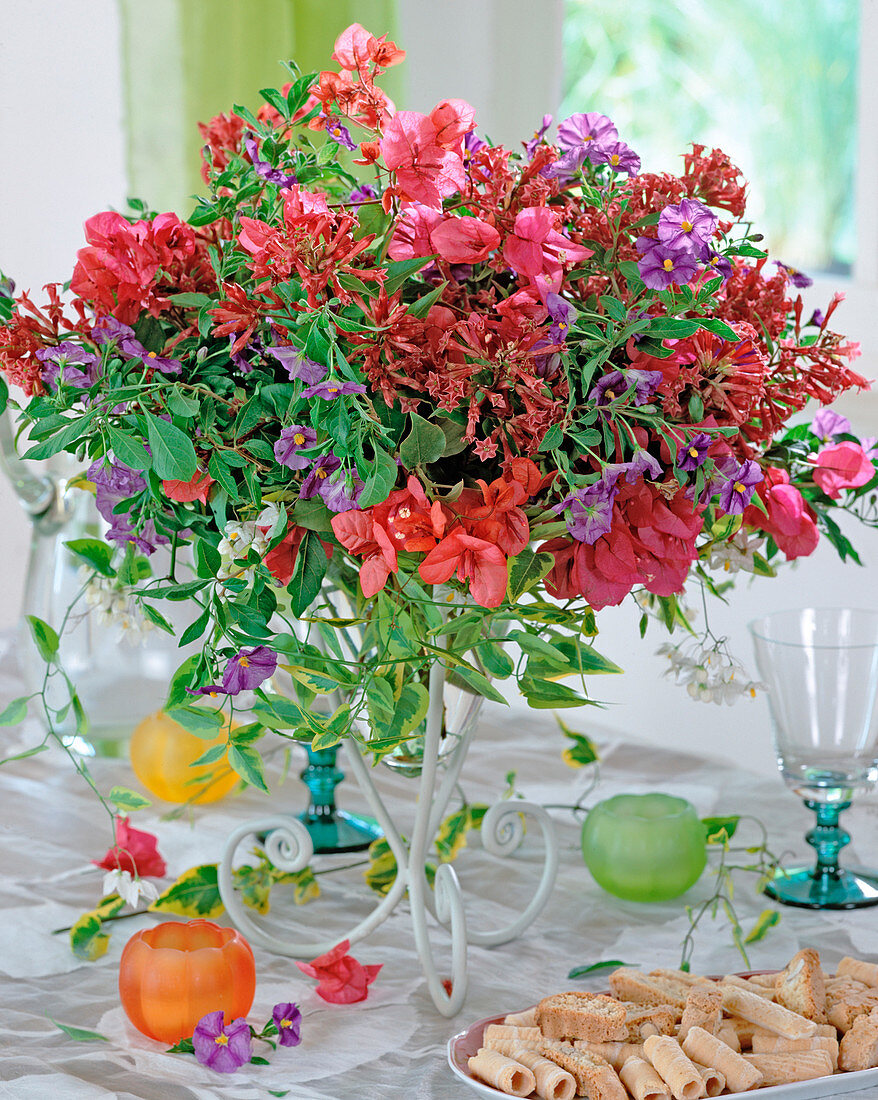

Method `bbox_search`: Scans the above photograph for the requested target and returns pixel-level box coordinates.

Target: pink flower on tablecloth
[296,938,382,1004]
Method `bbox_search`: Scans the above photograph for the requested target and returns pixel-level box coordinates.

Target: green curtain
[119,0,401,214]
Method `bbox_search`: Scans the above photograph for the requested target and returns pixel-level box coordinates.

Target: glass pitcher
[0,411,185,755]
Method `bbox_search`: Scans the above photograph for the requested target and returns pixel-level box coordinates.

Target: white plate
[447,1007,878,1099]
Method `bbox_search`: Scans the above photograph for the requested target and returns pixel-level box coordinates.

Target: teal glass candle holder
[581,793,707,902]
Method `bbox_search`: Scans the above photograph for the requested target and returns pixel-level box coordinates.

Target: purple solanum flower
[635,238,699,291]
[604,449,663,484]
[300,454,342,499]
[90,316,181,374]
[265,344,326,384]
[321,466,364,512]
[677,432,712,472]
[812,408,852,442]
[546,292,576,342]
[557,111,618,153]
[221,646,278,694]
[323,115,358,151]
[777,261,813,288]
[348,183,377,206]
[299,379,367,401]
[808,308,825,328]
[36,342,101,391]
[244,133,297,188]
[699,246,733,282]
[228,334,259,373]
[525,114,553,158]
[543,145,590,180]
[717,458,763,514]
[658,198,718,252]
[590,140,641,177]
[87,456,165,554]
[272,1002,302,1048]
[275,424,318,469]
[192,1011,252,1074]
[591,368,662,408]
[553,475,619,544]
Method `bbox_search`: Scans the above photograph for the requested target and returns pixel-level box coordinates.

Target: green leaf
[567,960,637,979]
[507,548,554,602]
[557,716,600,767]
[228,744,270,793]
[399,412,446,469]
[69,913,111,962]
[744,908,781,945]
[435,806,472,863]
[165,655,201,710]
[167,389,200,418]
[357,448,399,509]
[407,281,448,319]
[141,602,176,635]
[287,530,328,616]
[145,411,197,481]
[450,665,508,705]
[273,865,320,905]
[64,538,116,578]
[539,423,564,452]
[0,696,29,726]
[366,677,396,724]
[167,1036,196,1054]
[166,291,212,308]
[646,318,700,339]
[23,413,94,461]
[106,426,152,471]
[150,863,224,918]
[166,704,226,738]
[509,629,569,667]
[702,815,741,843]
[697,317,741,341]
[383,256,435,296]
[26,615,59,663]
[0,374,7,415]
[364,836,398,896]
[519,677,590,708]
[109,786,152,811]
[49,1017,109,1042]
[233,862,272,914]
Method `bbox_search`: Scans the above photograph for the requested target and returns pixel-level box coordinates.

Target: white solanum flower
[102,869,160,909]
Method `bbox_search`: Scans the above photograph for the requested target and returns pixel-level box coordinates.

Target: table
[3,634,878,1098]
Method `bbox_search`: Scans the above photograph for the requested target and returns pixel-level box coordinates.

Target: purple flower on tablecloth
[635,237,699,291]
[321,466,364,512]
[591,368,662,408]
[777,261,813,288]
[272,1002,302,1047]
[221,646,278,694]
[323,115,358,151]
[274,424,318,469]
[677,432,712,472]
[553,475,619,544]
[87,456,165,554]
[658,198,718,251]
[36,342,101,390]
[716,458,763,514]
[525,114,553,158]
[300,453,342,499]
[244,132,297,188]
[265,345,326,384]
[192,1011,252,1074]
[299,379,367,401]
[590,140,641,177]
[812,408,852,442]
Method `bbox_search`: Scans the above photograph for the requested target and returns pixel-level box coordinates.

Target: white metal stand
[218,660,559,1016]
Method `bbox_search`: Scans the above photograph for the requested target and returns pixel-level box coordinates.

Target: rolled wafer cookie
[692,1062,725,1098]
[484,1024,543,1044]
[837,955,878,987]
[573,1040,644,1070]
[681,1026,763,1092]
[618,1055,671,1100]
[642,1035,703,1100]
[678,985,722,1041]
[468,1048,536,1097]
[742,1050,833,1087]
[750,1031,839,1069]
[720,984,817,1039]
[509,1048,577,1100]
[714,1022,741,1052]
[504,1007,538,1027]
[489,1038,547,1057]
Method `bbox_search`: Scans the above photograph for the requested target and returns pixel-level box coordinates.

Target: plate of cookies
[447,950,878,1098]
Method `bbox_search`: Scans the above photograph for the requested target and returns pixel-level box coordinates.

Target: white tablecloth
[3,633,878,1098]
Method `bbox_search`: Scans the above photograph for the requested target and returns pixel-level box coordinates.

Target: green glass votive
[581,793,707,902]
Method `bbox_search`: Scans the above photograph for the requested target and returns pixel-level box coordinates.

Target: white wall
[1,1,876,779]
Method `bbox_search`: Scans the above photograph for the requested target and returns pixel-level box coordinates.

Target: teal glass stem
[298,746,382,855]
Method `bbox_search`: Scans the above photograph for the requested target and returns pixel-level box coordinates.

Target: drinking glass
[749,607,878,908]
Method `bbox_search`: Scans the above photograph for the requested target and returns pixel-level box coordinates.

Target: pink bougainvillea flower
[296,938,382,1004]
[162,470,214,504]
[388,204,499,264]
[332,22,405,72]
[502,206,592,285]
[743,467,819,561]
[812,441,875,499]
[93,816,167,878]
[262,523,333,586]
[331,509,399,597]
[428,98,476,147]
[379,111,466,208]
[419,527,508,607]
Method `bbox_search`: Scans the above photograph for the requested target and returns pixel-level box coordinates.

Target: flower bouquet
[1,21,876,1007]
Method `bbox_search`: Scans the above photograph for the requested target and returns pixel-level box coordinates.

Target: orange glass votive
[119,919,256,1043]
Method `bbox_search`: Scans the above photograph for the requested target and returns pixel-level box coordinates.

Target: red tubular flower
[682,144,748,217]
[419,528,508,607]
[812,442,875,499]
[296,938,382,1004]
[93,817,167,878]
[198,111,246,182]
[742,468,819,560]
